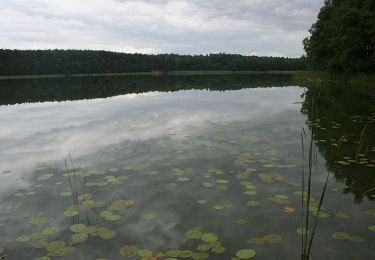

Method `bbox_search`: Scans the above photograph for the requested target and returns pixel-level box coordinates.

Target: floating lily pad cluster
[233,154,255,167]
[268,194,290,205]
[16,226,61,244]
[331,232,364,242]
[236,168,256,180]
[258,173,283,183]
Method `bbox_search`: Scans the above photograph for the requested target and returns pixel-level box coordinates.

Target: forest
[0,50,306,76]
[303,0,375,74]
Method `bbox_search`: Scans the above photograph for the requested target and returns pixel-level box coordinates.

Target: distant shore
[0,71,299,80]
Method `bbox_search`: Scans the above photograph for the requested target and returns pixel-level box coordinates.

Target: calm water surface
[0,75,374,259]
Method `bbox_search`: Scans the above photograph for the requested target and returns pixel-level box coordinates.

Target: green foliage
[304,0,375,74]
[0,49,306,76]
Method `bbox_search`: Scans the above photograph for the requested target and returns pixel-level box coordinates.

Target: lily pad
[42,226,61,236]
[16,236,31,243]
[120,245,138,257]
[296,228,309,236]
[197,200,207,204]
[211,246,226,254]
[202,233,218,242]
[32,240,48,248]
[60,191,72,197]
[70,224,86,233]
[137,249,152,257]
[264,234,282,244]
[243,191,256,196]
[216,179,229,184]
[246,201,259,207]
[99,229,116,240]
[331,232,349,240]
[185,228,203,240]
[349,235,365,242]
[64,210,79,217]
[30,217,48,225]
[142,213,156,221]
[235,249,256,259]
[368,225,375,232]
[71,233,88,244]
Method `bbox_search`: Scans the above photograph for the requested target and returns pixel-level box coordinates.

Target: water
[0,74,374,260]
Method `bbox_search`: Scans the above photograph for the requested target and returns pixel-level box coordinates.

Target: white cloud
[0,0,324,56]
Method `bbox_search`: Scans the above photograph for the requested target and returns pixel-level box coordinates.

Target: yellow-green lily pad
[331,232,349,240]
[201,233,218,242]
[70,224,86,233]
[185,228,203,240]
[120,245,138,257]
[235,249,256,259]
[137,249,152,257]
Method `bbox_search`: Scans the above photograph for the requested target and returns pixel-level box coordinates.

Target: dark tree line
[304,0,375,73]
[0,49,306,76]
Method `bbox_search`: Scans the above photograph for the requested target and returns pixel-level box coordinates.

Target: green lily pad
[235,249,256,259]
[37,174,53,181]
[197,200,207,204]
[197,243,211,251]
[216,180,229,184]
[64,210,79,217]
[16,236,31,243]
[48,246,75,257]
[212,246,226,254]
[60,191,72,197]
[296,228,309,236]
[32,240,48,248]
[71,233,88,244]
[202,182,214,187]
[331,232,349,240]
[213,205,225,210]
[99,229,116,240]
[349,236,365,242]
[42,226,61,236]
[365,209,375,217]
[274,194,288,200]
[236,218,247,225]
[137,249,152,257]
[185,228,203,240]
[120,245,138,257]
[191,252,209,259]
[246,201,259,207]
[70,224,86,233]
[264,234,282,244]
[30,217,48,225]
[243,191,256,196]
[335,212,350,219]
[177,177,191,182]
[142,213,156,221]
[201,233,218,242]
[368,225,375,232]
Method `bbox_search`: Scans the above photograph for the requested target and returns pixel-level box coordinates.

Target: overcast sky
[0,0,324,57]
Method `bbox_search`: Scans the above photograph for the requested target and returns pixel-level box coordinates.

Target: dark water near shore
[0,74,374,260]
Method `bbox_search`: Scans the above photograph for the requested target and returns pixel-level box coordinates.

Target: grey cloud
[0,0,324,56]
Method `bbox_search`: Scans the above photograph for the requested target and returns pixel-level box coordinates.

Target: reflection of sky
[0,87,303,191]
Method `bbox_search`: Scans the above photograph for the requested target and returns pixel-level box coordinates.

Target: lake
[0,74,374,260]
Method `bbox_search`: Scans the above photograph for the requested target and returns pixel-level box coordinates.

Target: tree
[304,0,375,74]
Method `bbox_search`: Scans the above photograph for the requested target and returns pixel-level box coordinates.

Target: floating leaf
[177,177,191,182]
[202,182,214,188]
[185,228,203,240]
[32,241,48,249]
[197,200,207,204]
[246,201,259,207]
[211,246,226,254]
[42,226,60,236]
[216,180,229,184]
[274,194,288,200]
[368,225,375,232]
[365,209,375,217]
[264,234,282,244]
[120,245,138,257]
[60,191,72,197]
[201,233,218,243]
[71,233,88,244]
[37,174,53,181]
[99,229,116,240]
[331,232,349,240]
[235,249,256,259]
[349,236,365,242]
[258,173,282,183]
[70,224,86,233]
[243,191,256,196]
[64,210,79,217]
[30,217,48,225]
[137,249,152,257]
[142,213,156,221]
[236,218,247,225]
[197,243,211,251]
[16,236,31,243]
[296,228,309,236]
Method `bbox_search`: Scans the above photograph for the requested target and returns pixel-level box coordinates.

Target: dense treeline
[303,0,375,73]
[0,74,294,105]
[0,49,306,76]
